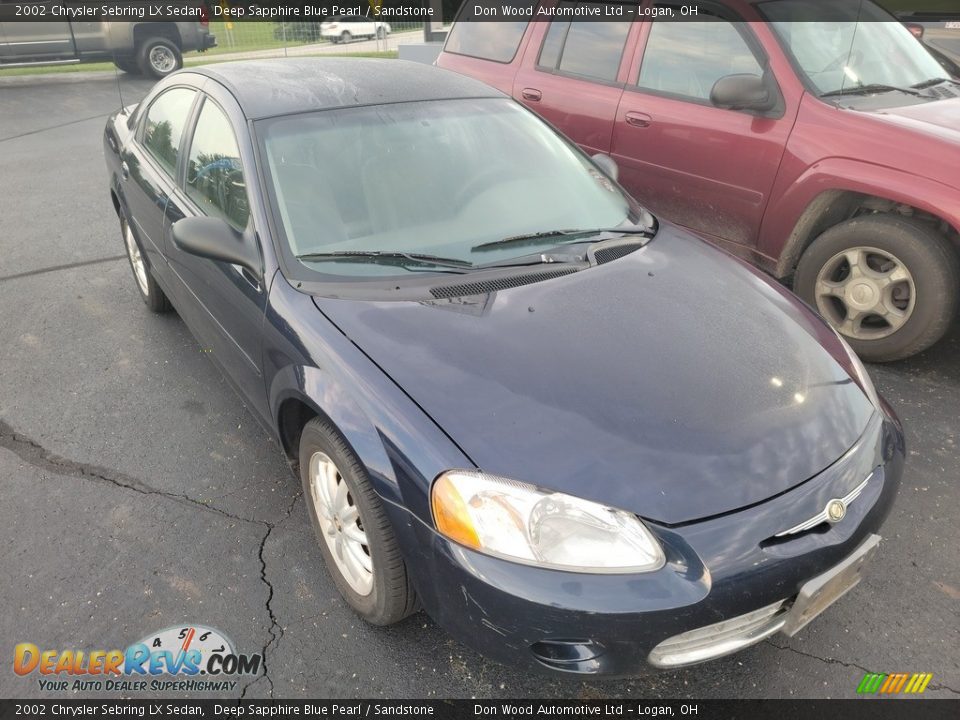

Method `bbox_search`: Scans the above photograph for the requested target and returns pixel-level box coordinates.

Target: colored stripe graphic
[857,673,886,693]
[858,672,933,694]
[914,674,933,693]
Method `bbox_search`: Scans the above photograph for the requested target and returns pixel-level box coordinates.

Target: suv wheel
[340,30,352,44]
[795,215,959,362]
[137,36,183,79]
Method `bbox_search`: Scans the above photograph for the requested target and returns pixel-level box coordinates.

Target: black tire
[136,36,183,79]
[113,58,141,75]
[340,31,352,44]
[299,417,417,625]
[795,215,959,362]
[120,211,171,314]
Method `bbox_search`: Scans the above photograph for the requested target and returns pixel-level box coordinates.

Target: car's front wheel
[137,36,183,79]
[299,417,417,625]
[340,31,352,44]
[120,213,171,313]
[795,215,959,362]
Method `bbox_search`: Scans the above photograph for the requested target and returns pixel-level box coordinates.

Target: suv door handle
[521,88,542,102]
[625,111,653,128]
[121,161,130,180]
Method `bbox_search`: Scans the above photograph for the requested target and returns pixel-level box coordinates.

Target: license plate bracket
[781,534,881,637]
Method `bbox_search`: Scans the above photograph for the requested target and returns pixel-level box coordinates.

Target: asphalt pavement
[0,71,957,700]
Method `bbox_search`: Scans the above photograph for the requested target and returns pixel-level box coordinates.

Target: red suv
[437,0,960,361]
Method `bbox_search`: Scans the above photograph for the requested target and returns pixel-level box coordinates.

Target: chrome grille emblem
[775,472,872,537]
[826,499,846,522]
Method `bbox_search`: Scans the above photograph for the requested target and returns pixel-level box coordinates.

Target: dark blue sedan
[104,58,904,675]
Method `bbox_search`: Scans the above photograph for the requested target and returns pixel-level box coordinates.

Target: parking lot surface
[0,72,958,700]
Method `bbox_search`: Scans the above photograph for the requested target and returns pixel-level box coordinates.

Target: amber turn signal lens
[431,473,481,549]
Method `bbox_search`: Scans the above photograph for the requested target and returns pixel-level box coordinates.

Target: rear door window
[141,87,196,177]
[444,10,528,63]
[537,3,632,83]
[184,99,249,231]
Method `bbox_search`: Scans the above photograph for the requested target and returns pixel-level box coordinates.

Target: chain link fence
[184,21,428,63]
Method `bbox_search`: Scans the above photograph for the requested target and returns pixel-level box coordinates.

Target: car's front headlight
[431,470,665,573]
[832,328,880,409]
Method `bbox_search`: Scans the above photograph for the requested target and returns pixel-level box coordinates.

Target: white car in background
[320,16,391,44]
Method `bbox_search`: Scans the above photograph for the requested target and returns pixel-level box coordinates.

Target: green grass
[0,50,398,77]
[0,61,118,76]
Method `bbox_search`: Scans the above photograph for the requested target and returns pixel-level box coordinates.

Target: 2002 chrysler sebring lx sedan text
[104,59,905,675]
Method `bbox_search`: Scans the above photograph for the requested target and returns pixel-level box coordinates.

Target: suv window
[141,88,196,176]
[537,4,632,83]
[444,13,528,63]
[637,8,764,102]
[185,100,249,231]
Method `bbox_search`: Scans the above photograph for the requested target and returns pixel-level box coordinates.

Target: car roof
[187,58,505,120]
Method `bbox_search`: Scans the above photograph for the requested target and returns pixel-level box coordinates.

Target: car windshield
[759,0,947,98]
[258,98,634,277]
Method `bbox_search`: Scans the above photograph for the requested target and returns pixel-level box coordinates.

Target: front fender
[761,157,960,276]
[264,275,473,523]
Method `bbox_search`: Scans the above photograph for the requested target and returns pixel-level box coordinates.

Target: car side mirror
[591,153,619,181]
[710,74,777,113]
[171,217,261,278]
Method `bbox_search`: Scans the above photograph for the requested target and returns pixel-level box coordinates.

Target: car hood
[865,96,960,146]
[313,224,875,524]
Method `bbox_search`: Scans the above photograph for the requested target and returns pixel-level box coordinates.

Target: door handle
[625,111,653,128]
[234,264,261,291]
[120,161,130,180]
[521,88,542,102]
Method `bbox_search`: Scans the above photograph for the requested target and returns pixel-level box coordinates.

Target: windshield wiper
[296,251,472,273]
[911,77,956,89]
[821,83,927,98]
[472,225,652,252]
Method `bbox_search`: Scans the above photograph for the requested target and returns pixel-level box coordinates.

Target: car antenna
[113,50,126,112]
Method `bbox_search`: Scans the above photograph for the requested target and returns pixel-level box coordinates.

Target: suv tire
[795,215,959,362]
[113,58,141,75]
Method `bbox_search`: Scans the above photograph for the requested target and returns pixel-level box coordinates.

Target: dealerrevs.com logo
[14,625,262,692]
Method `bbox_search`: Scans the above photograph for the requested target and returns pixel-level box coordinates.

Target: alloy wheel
[814,246,916,340]
[308,451,374,596]
[123,220,150,296]
[149,45,177,74]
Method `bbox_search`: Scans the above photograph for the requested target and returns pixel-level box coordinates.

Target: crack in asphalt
[0,418,303,698]
[765,640,960,695]
[0,255,125,283]
[242,492,302,700]
[0,112,115,144]
[0,418,261,525]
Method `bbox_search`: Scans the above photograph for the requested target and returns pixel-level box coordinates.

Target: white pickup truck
[0,17,216,78]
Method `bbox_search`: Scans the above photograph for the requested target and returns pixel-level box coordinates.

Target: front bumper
[389,409,904,676]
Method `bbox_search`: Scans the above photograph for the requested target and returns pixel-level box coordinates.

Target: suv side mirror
[171,217,261,278]
[710,74,777,113]
[591,153,619,181]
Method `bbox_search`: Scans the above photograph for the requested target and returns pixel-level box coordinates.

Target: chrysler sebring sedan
[104,59,904,674]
